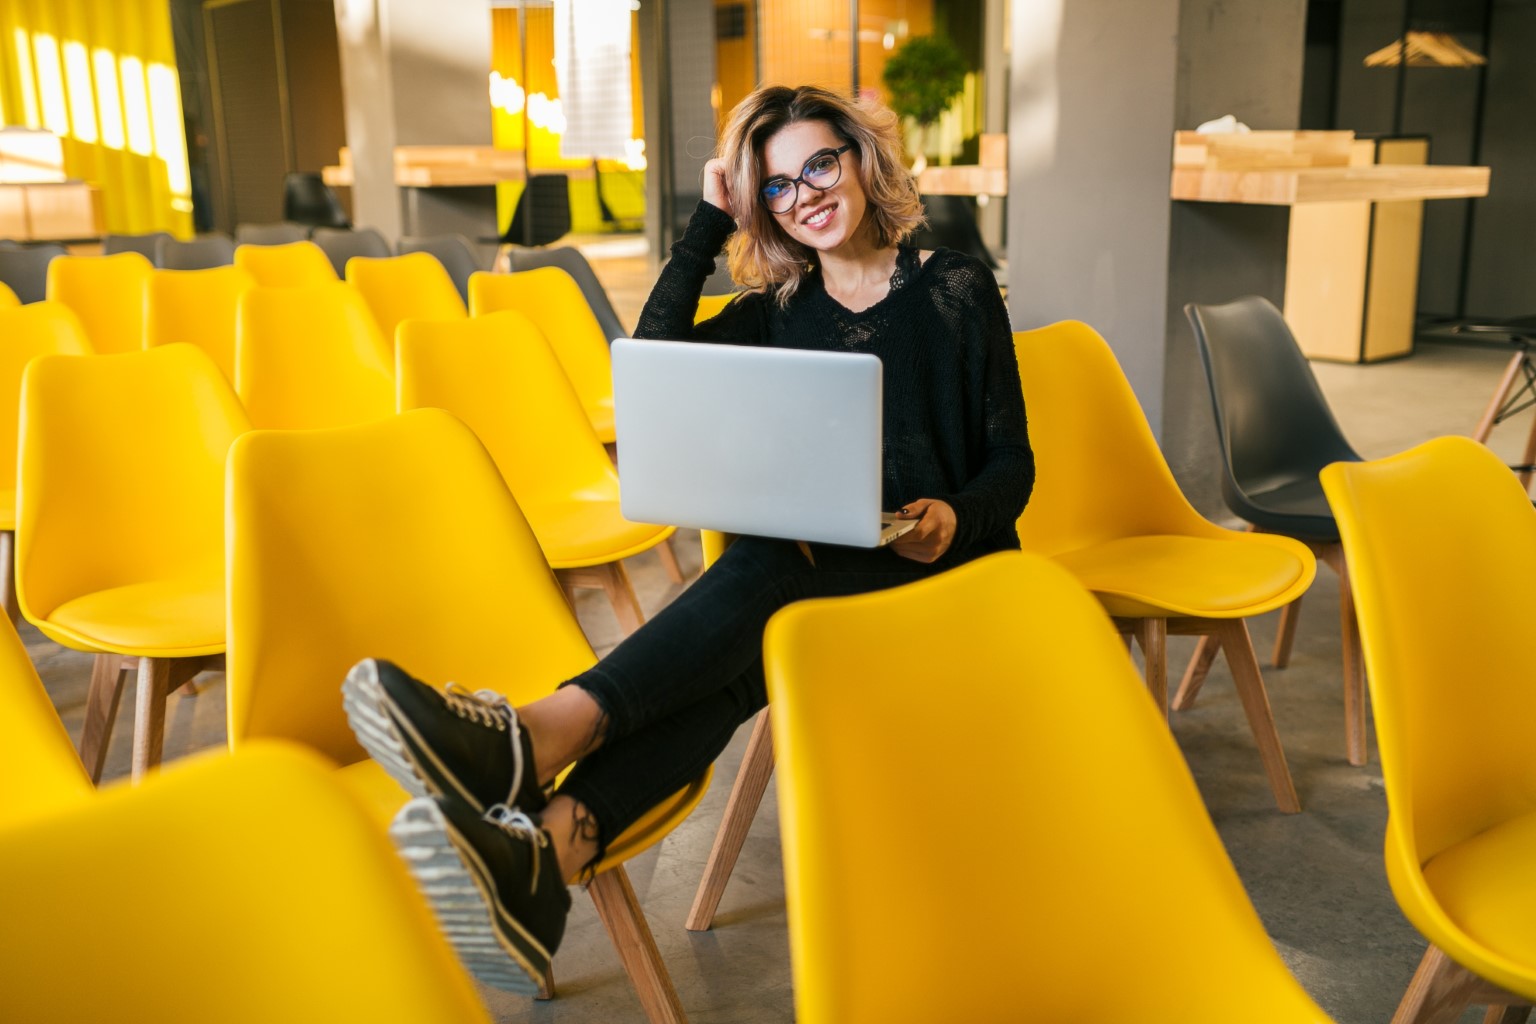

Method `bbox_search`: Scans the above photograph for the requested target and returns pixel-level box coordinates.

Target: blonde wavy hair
[719,85,925,306]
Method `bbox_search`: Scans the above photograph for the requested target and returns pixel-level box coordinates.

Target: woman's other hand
[889,498,956,564]
[703,158,732,213]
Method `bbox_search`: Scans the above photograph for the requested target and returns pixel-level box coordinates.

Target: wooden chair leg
[1173,634,1221,711]
[687,709,775,931]
[1473,350,1526,443]
[655,537,687,585]
[558,563,647,635]
[80,653,129,784]
[1335,555,1368,766]
[132,657,174,781]
[1519,414,1536,491]
[1272,594,1302,668]
[588,866,688,1024]
[1212,619,1300,813]
[1484,1007,1533,1024]
[0,530,17,625]
[1132,619,1168,718]
[1392,944,1484,1024]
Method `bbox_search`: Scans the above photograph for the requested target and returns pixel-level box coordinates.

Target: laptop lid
[612,338,887,547]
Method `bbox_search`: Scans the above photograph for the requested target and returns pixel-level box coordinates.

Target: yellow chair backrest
[1321,437,1536,972]
[469,265,612,415]
[765,550,1334,1024]
[226,408,597,765]
[235,282,394,430]
[43,251,152,354]
[694,291,739,324]
[396,311,615,508]
[0,303,91,530]
[1013,322,1225,555]
[0,743,492,1023]
[0,614,92,826]
[0,280,18,307]
[233,240,339,288]
[17,344,249,624]
[347,252,468,345]
[145,265,257,382]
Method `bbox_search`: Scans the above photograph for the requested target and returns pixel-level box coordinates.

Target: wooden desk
[1171,131,1489,362]
[322,146,595,188]
[0,182,104,241]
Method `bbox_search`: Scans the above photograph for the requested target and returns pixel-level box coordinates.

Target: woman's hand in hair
[889,499,956,564]
[703,158,733,213]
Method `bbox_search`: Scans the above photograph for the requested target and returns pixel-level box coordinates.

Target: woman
[343,84,1033,990]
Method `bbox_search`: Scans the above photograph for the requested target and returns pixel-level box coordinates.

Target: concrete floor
[36,276,1533,1022]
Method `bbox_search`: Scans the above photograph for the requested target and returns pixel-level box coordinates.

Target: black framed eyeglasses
[758,144,853,214]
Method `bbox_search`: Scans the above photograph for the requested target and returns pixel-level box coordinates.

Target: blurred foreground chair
[0,281,17,307]
[0,243,65,303]
[1014,321,1313,813]
[0,303,91,624]
[0,743,494,1024]
[283,170,351,230]
[510,246,627,342]
[1180,296,1368,764]
[45,251,152,353]
[227,409,709,1019]
[347,252,467,345]
[313,225,392,278]
[0,612,93,825]
[103,231,172,264]
[399,234,483,305]
[146,265,257,381]
[18,345,247,780]
[1323,436,1536,1023]
[397,312,676,633]
[235,221,309,246]
[157,231,236,269]
[236,282,393,429]
[234,239,339,288]
[764,551,1336,1024]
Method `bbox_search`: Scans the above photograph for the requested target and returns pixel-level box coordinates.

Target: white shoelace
[484,803,549,893]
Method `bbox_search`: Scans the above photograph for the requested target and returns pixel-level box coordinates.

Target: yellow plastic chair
[233,239,339,288]
[43,251,152,354]
[0,742,494,1024]
[0,303,92,623]
[1014,321,1314,813]
[226,408,709,1021]
[18,344,248,781]
[236,282,394,429]
[470,266,617,444]
[145,265,257,382]
[0,280,18,307]
[693,291,739,324]
[0,612,93,827]
[397,312,676,633]
[1322,436,1536,1022]
[764,551,1336,1024]
[347,252,468,344]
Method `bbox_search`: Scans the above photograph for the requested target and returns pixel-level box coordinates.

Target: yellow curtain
[0,0,192,236]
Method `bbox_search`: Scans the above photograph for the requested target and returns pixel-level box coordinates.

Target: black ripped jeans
[555,535,953,851]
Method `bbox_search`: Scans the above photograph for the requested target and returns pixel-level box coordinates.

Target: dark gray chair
[0,244,67,303]
[398,234,483,306]
[498,174,571,248]
[282,171,351,230]
[103,232,173,265]
[509,245,627,341]
[157,233,236,270]
[910,194,997,269]
[312,226,392,278]
[1180,295,1369,766]
[235,222,310,246]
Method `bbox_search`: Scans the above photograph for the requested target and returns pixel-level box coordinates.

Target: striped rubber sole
[341,660,433,802]
[390,798,548,995]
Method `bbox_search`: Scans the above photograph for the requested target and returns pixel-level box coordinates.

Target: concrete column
[332,0,494,244]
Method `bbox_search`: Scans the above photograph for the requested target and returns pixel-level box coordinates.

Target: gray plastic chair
[0,244,67,303]
[398,234,483,306]
[509,245,627,342]
[235,222,310,246]
[103,232,173,265]
[311,227,392,278]
[157,233,236,270]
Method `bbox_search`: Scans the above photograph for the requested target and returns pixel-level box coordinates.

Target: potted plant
[881,34,967,173]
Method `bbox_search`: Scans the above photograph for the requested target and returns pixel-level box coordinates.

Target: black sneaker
[342,658,547,815]
[390,796,571,994]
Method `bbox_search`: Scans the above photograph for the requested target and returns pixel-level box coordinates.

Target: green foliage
[881,35,968,127]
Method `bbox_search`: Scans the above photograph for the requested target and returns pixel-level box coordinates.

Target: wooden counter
[322,145,594,188]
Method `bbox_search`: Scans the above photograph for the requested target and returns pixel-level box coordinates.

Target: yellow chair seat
[587,398,616,445]
[1053,534,1312,619]
[39,574,225,656]
[1420,809,1536,986]
[526,499,675,567]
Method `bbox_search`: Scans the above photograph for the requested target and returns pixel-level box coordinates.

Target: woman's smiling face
[760,119,868,255]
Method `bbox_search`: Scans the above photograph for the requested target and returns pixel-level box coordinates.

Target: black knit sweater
[636,201,1034,564]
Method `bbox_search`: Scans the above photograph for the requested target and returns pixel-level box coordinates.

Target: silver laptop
[611,338,916,548]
